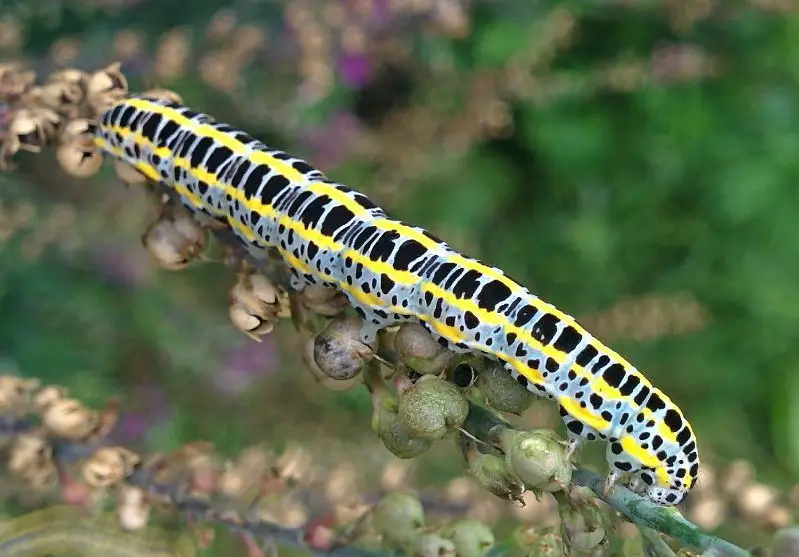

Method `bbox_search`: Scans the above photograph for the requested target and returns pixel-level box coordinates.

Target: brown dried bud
[32,70,89,117]
[142,206,208,270]
[41,398,100,441]
[0,374,39,413]
[56,118,104,178]
[394,322,455,374]
[312,315,377,380]
[82,446,140,488]
[140,88,183,104]
[299,284,350,317]
[4,107,61,157]
[32,384,68,412]
[228,271,284,340]
[87,62,128,115]
[6,434,57,490]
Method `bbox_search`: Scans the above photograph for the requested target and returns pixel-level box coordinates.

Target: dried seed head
[0,63,35,101]
[0,374,39,413]
[56,119,103,178]
[82,446,140,488]
[474,361,534,415]
[397,375,469,440]
[140,88,183,104]
[33,384,68,412]
[142,207,209,270]
[7,434,57,490]
[4,107,61,157]
[31,73,88,117]
[439,519,495,557]
[299,284,350,316]
[500,429,572,493]
[228,271,284,340]
[116,485,151,532]
[371,492,425,550]
[41,398,100,440]
[394,322,455,374]
[312,315,377,380]
[87,62,128,115]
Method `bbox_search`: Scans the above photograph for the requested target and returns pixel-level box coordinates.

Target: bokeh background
[0,0,798,553]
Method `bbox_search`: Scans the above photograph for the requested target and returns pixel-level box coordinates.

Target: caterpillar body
[92,96,699,506]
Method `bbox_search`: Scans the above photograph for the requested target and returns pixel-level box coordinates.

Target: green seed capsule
[466,450,525,503]
[394,323,456,374]
[557,491,609,555]
[439,519,495,557]
[371,492,425,550]
[397,375,469,440]
[501,429,572,493]
[371,390,433,459]
[474,361,534,415]
[409,534,457,557]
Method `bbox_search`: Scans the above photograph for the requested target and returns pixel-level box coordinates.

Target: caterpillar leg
[558,405,601,460]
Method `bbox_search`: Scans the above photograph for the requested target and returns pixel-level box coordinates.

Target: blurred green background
[0,0,797,552]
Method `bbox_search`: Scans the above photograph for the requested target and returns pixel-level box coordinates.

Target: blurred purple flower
[111,383,173,444]
[338,52,372,89]
[299,111,361,169]
[213,335,278,397]
[370,0,392,25]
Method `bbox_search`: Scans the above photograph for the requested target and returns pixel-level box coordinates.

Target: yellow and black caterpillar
[92,95,699,506]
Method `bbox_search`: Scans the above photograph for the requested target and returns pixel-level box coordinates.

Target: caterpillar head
[645,485,688,506]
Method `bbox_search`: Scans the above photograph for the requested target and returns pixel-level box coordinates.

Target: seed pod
[32,70,89,117]
[515,527,564,557]
[299,284,350,317]
[140,88,183,104]
[394,322,455,374]
[6,434,57,491]
[397,375,469,440]
[0,63,36,102]
[408,534,456,557]
[0,375,39,414]
[41,398,100,441]
[474,361,534,415]
[371,492,425,550]
[228,271,284,340]
[466,449,525,503]
[439,519,495,557]
[301,334,360,391]
[55,118,104,178]
[82,446,140,488]
[371,387,433,459]
[557,490,609,555]
[142,207,208,270]
[312,315,377,380]
[87,61,128,115]
[112,158,150,187]
[4,107,61,157]
[500,429,572,493]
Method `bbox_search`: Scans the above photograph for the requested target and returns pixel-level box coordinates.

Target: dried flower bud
[408,533,456,557]
[500,429,572,493]
[557,490,610,554]
[6,434,57,490]
[394,323,455,374]
[474,361,534,415]
[371,387,433,459]
[312,315,377,380]
[397,375,469,440]
[87,61,128,115]
[56,118,104,178]
[439,518,495,557]
[143,207,208,270]
[0,374,39,413]
[228,271,284,340]
[32,70,88,117]
[300,334,361,391]
[3,107,61,159]
[41,398,100,440]
[33,384,68,412]
[371,492,425,550]
[140,88,183,104]
[82,446,140,488]
[116,485,150,531]
[299,284,350,316]
[466,450,525,503]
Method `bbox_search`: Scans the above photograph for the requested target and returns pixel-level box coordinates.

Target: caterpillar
[91,95,700,506]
